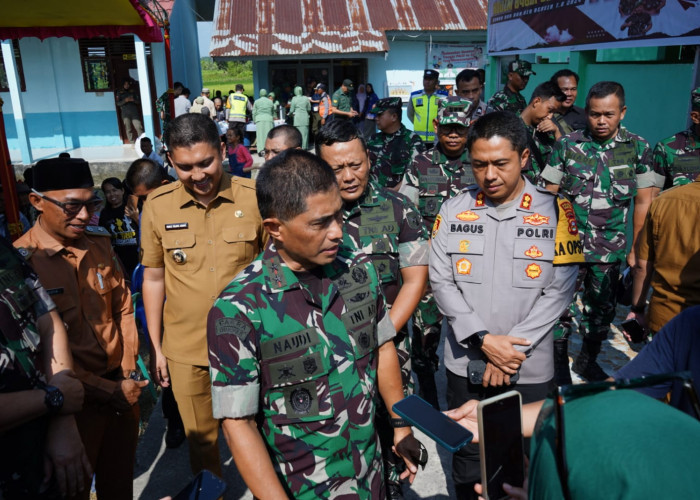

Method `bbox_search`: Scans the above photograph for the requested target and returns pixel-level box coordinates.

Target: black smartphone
[173,470,227,500]
[477,391,525,500]
[393,395,473,452]
[622,318,646,343]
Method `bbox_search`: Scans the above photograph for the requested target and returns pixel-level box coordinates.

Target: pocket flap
[223,226,257,243]
[162,232,195,250]
[446,235,484,255]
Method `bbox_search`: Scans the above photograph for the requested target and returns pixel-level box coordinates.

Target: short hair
[101,177,124,193]
[164,113,220,151]
[256,149,338,221]
[586,81,625,109]
[267,125,302,149]
[235,84,244,91]
[58,152,71,158]
[314,119,366,157]
[466,111,528,155]
[182,87,190,97]
[125,159,165,191]
[383,106,402,122]
[529,81,566,105]
[456,69,482,86]
[141,137,152,145]
[550,69,580,85]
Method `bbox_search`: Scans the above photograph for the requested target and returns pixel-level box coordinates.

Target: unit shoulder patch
[553,198,585,265]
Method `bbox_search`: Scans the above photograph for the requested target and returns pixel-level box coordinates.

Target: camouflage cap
[436,96,476,127]
[371,97,402,115]
[692,87,700,110]
[508,60,535,76]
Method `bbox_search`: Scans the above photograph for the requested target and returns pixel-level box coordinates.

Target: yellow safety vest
[411,91,445,142]
[228,93,249,121]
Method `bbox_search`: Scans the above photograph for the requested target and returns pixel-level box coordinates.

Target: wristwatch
[40,383,64,415]
[630,304,646,314]
[390,418,411,428]
[466,330,489,349]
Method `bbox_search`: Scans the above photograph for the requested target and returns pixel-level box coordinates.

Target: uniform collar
[30,215,90,257]
[433,146,469,171]
[581,126,630,145]
[471,179,534,218]
[260,242,302,293]
[173,172,235,208]
[380,124,407,140]
[343,181,382,218]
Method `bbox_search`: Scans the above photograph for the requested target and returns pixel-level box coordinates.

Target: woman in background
[99,177,139,279]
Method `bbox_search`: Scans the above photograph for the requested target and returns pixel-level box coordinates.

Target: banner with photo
[488,0,700,55]
[428,44,486,72]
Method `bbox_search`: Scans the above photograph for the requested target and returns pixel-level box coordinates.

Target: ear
[519,148,530,171]
[28,192,44,211]
[619,105,628,121]
[220,141,227,160]
[690,110,700,125]
[263,217,283,241]
[433,118,440,133]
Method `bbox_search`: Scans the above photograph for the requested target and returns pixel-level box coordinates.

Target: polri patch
[165,222,189,231]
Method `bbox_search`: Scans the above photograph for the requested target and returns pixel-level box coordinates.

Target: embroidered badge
[520,193,532,209]
[525,263,542,279]
[456,210,480,221]
[524,245,543,259]
[456,258,472,275]
[475,191,486,207]
[559,200,579,235]
[431,215,442,239]
[303,357,318,375]
[459,240,471,252]
[523,213,550,226]
[290,387,313,414]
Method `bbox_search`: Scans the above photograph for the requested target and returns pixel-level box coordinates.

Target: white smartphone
[477,391,525,500]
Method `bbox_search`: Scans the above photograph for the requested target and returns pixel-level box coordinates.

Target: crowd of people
[1,62,700,500]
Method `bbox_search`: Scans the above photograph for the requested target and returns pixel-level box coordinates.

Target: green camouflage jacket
[368,124,426,188]
[208,242,395,499]
[0,238,54,394]
[652,127,700,189]
[521,119,557,184]
[541,126,656,263]
[486,86,526,114]
[401,146,475,231]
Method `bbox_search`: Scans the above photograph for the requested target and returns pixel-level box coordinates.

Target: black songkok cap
[32,158,94,191]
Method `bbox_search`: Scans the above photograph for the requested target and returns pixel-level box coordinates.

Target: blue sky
[197,21,213,58]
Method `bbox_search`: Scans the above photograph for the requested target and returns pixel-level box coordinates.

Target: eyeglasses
[438,125,469,137]
[536,371,700,500]
[32,189,105,216]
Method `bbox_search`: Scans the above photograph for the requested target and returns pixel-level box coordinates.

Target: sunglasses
[32,189,105,216]
[536,371,700,500]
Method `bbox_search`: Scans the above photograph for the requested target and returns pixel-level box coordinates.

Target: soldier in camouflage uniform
[367,97,426,189]
[518,81,566,183]
[486,60,535,114]
[208,150,425,500]
[317,120,429,499]
[0,237,90,498]
[652,87,700,190]
[400,96,479,408]
[541,81,658,383]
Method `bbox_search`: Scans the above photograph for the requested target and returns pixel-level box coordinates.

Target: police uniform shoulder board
[85,225,111,237]
[553,197,584,265]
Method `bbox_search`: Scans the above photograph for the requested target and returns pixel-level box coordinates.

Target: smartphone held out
[477,391,525,500]
[392,395,473,452]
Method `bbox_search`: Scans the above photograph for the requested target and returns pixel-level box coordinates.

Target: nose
[484,164,498,181]
[328,217,343,241]
[339,166,354,183]
[75,204,91,220]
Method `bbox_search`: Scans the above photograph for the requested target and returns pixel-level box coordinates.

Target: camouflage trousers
[376,324,413,485]
[553,262,621,342]
[410,290,443,376]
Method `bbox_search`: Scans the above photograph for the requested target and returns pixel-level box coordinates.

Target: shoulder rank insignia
[456,210,479,222]
[523,213,550,226]
[520,193,532,210]
[85,225,111,236]
[475,191,486,207]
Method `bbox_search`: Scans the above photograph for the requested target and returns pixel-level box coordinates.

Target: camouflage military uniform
[521,119,556,184]
[541,126,657,342]
[340,182,429,486]
[208,242,396,499]
[486,86,526,114]
[401,145,474,397]
[652,127,700,189]
[367,124,426,189]
[0,238,56,497]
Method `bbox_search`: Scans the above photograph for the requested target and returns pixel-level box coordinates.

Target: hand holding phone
[393,395,473,452]
[621,318,646,343]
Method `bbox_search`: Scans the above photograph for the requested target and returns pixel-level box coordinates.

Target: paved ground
[133,300,642,499]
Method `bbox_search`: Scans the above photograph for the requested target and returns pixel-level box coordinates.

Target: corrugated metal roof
[210,0,487,58]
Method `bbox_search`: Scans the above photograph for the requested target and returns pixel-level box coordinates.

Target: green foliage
[201,57,254,97]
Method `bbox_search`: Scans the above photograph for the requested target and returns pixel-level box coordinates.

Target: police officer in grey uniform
[429,112,582,498]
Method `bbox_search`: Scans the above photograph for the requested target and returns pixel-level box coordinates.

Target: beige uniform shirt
[15,220,138,403]
[140,173,267,365]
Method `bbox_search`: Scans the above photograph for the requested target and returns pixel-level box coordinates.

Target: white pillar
[134,36,155,141]
[1,40,32,164]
